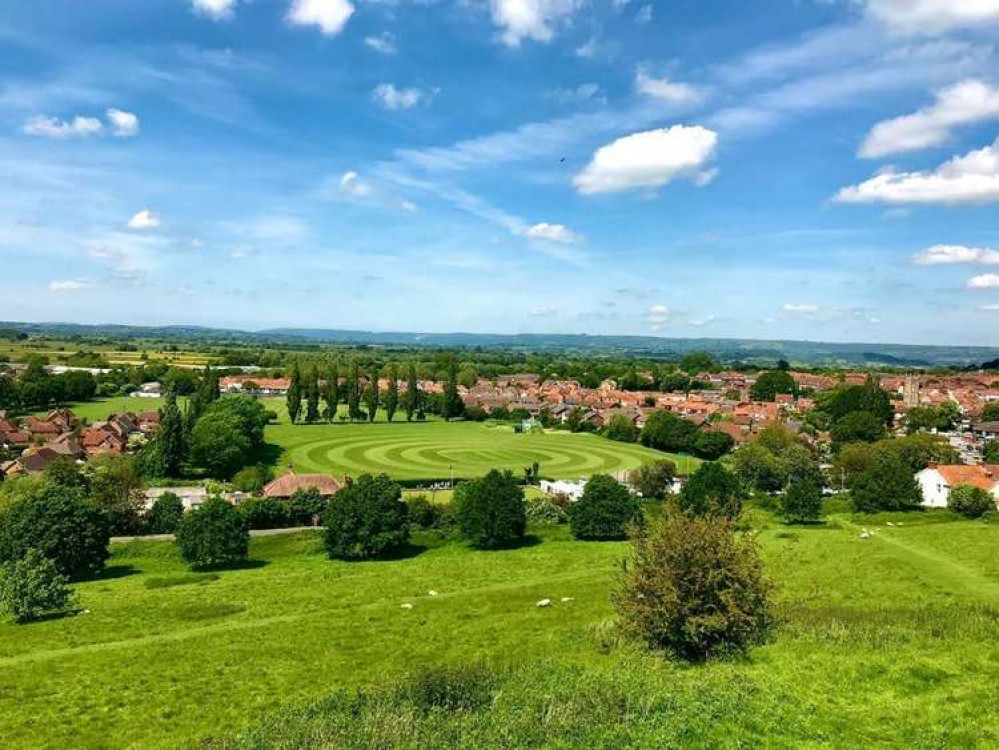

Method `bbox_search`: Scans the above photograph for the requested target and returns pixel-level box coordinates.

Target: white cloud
[365,32,396,54]
[835,137,999,205]
[551,83,604,105]
[525,222,581,244]
[107,108,140,137]
[574,125,718,195]
[529,305,558,317]
[860,80,999,158]
[866,0,999,35]
[489,0,581,47]
[647,304,671,319]
[689,314,717,327]
[981,304,999,311]
[127,209,161,230]
[192,0,237,19]
[371,83,429,110]
[400,200,418,212]
[968,273,999,288]
[338,171,373,197]
[287,0,355,36]
[783,303,820,314]
[634,70,703,104]
[912,244,999,265]
[50,279,92,292]
[23,115,103,138]
[634,4,652,23]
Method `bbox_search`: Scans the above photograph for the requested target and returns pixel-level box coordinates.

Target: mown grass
[2,513,999,747]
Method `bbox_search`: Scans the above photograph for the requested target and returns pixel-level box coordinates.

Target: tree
[982,403,999,422]
[287,487,327,526]
[305,366,321,423]
[679,351,716,375]
[186,366,220,431]
[443,359,464,421]
[732,442,783,494]
[175,497,249,569]
[629,461,677,500]
[323,362,340,422]
[238,498,290,530]
[569,474,643,541]
[750,370,797,402]
[850,454,922,513]
[820,379,893,427]
[87,453,145,535]
[781,479,823,523]
[403,361,420,422]
[146,492,185,534]
[640,410,697,453]
[0,485,110,579]
[604,413,639,443]
[693,430,735,460]
[188,395,270,479]
[286,362,303,424]
[0,549,76,623]
[615,514,774,661]
[831,411,886,446]
[159,388,185,477]
[454,470,526,548]
[232,465,273,493]
[948,484,994,519]
[677,462,741,519]
[363,369,380,422]
[985,442,999,463]
[347,360,363,422]
[324,474,409,559]
[383,364,399,423]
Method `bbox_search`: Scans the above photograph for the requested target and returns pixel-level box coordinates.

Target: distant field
[2,514,999,747]
[33,396,169,422]
[0,339,214,367]
[267,420,695,480]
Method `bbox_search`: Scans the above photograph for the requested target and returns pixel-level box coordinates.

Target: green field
[41,396,169,422]
[267,419,695,480]
[2,513,999,747]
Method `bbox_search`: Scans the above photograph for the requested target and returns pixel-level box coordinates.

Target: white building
[915,463,999,508]
[130,382,163,398]
[539,478,587,501]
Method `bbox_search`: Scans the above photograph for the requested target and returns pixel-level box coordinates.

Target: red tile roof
[262,473,345,498]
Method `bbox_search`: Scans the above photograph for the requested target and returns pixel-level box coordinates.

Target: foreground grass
[2,513,999,747]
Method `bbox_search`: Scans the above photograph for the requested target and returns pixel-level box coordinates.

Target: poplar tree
[159,387,185,478]
[323,362,340,422]
[403,360,420,422]
[443,359,464,421]
[347,360,362,421]
[363,368,380,422]
[305,366,321,423]
[287,361,303,424]
[384,364,399,423]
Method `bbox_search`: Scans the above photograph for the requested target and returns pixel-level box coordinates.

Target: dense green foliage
[603,413,639,443]
[831,410,887,445]
[948,485,995,519]
[781,479,823,523]
[188,395,270,479]
[677,462,741,519]
[454,470,527,548]
[640,410,698,453]
[146,492,185,534]
[175,497,250,570]
[850,455,922,513]
[324,474,409,559]
[750,370,797,401]
[569,474,642,541]
[628,460,677,499]
[239,498,291,530]
[0,549,76,623]
[616,515,774,661]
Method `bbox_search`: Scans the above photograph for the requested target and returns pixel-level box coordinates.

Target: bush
[232,465,273,493]
[175,497,250,570]
[407,495,441,529]
[781,479,823,523]
[239,497,290,530]
[615,514,775,661]
[640,410,698,453]
[399,663,501,713]
[677,462,741,519]
[287,487,327,526]
[526,498,568,525]
[629,460,677,499]
[0,549,76,623]
[0,486,110,579]
[850,454,922,513]
[324,474,409,559]
[604,413,640,443]
[146,492,185,534]
[569,474,643,541]
[949,484,995,519]
[692,430,735,460]
[454,470,526,549]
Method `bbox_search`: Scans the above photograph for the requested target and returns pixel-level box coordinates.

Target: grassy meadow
[2,512,999,747]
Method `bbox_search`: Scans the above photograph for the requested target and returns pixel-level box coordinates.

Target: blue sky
[2,0,999,345]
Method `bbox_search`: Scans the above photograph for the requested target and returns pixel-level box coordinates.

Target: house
[219,376,291,397]
[130,382,163,398]
[915,463,999,508]
[45,432,85,460]
[262,472,345,499]
[2,446,63,477]
[145,486,210,511]
[539,478,588,501]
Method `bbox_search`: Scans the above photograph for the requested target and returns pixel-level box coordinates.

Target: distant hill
[2,320,998,368]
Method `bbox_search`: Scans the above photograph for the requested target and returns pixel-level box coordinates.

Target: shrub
[232,465,273,493]
[0,486,109,579]
[407,494,441,528]
[324,474,409,559]
[0,549,77,623]
[693,430,735,460]
[850,454,922,513]
[604,413,640,443]
[454,470,526,548]
[175,497,250,570]
[640,410,697,453]
[629,460,677,499]
[526,498,568,525]
[239,497,290,530]
[781,479,823,523]
[146,492,185,534]
[949,484,995,519]
[677,462,741,519]
[615,514,775,661]
[287,487,327,526]
[399,663,501,713]
[569,474,642,541]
